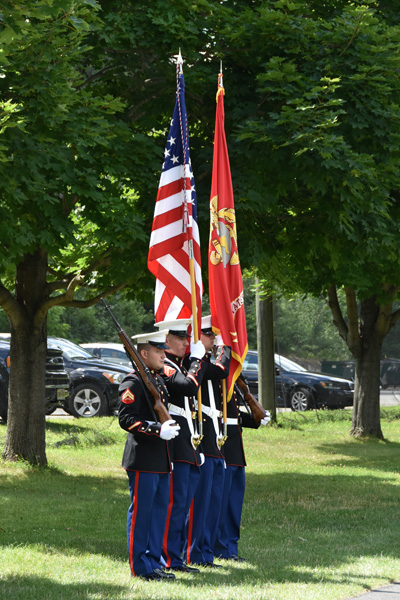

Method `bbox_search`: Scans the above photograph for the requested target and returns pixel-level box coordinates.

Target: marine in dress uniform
[185,315,231,567]
[118,330,180,581]
[214,376,270,562]
[155,318,208,573]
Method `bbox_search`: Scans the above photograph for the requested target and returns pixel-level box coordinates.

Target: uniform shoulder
[162,363,177,378]
[119,372,140,390]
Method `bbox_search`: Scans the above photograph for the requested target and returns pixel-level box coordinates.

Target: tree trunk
[328,289,389,440]
[351,335,383,439]
[2,250,48,466]
[256,286,276,422]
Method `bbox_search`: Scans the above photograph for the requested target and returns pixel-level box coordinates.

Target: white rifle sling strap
[204,380,221,448]
[164,356,197,448]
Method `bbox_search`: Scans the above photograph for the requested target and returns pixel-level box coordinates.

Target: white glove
[160,419,180,440]
[190,340,206,360]
[260,411,271,426]
[199,453,205,466]
[215,335,223,346]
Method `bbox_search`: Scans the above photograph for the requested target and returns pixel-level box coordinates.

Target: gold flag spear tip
[217,59,224,99]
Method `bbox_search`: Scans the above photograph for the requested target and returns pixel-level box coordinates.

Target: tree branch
[40,272,85,316]
[57,283,126,309]
[327,285,348,340]
[0,281,23,326]
[378,284,400,335]
[345,286,361,357]
[339,10,369,57]
[74,65,118,91]
[46,250,113,295]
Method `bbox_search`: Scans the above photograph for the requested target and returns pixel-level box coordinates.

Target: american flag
[148,60,202,331]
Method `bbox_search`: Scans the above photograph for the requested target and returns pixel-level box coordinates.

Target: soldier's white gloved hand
[215,334,223,346]
[260,411,271,426]
[190,340,206,360]
[199,453,205,466]
[160,419,180,440]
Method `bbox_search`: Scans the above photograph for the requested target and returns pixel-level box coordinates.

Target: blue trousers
[127,470,170,576]
[186,456,225,564]
[214,465,245,558]
[162,461,201,568]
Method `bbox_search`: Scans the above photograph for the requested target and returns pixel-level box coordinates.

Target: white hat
[131,329,169,348]
[201,315,213,332]
[155,318,191,338]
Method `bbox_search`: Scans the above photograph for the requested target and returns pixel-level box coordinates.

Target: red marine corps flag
[209,68,248,401]
[148,52,202,334]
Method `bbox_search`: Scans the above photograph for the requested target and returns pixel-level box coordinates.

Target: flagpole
[218,61,228,446]
[176,50,203,444]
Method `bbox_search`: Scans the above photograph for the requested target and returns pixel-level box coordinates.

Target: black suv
[242,350,354,411]
[47,337,132,418]
[0,339,70,422]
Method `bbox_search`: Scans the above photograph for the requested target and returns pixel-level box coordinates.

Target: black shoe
[204,561,223,568]
[153,568,176,580]
[231,554,246,562]
[138,571,162,581]
[217,554,246,563]
[166,564,200,573]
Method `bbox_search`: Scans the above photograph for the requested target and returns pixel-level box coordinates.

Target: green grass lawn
[1,408,400,600]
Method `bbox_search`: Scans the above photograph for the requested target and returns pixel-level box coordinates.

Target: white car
[80,342,132,367]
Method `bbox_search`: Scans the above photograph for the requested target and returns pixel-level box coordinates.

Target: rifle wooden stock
[101,299,172,424]
[236,375,268,425]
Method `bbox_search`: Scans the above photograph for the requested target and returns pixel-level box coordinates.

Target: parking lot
[47,388,400,418]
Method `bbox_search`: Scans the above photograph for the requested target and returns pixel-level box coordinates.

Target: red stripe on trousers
[162,472,174,568]
[186,497,195,565]
[129,472,140,577]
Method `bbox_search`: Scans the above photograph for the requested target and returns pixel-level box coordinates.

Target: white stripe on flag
[158,164,191,188]
[153,191,186,216]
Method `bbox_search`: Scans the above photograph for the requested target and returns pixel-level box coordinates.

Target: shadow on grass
[241,468,400,587]
[2,416,400,596]
[0,574,126,600]
[45,416,119,433]
[315,439,400,473]
[1,467,399,592]
[0,467,129,562]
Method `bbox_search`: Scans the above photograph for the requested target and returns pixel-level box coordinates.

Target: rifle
[101,298,172,424]
[236,375,269,425]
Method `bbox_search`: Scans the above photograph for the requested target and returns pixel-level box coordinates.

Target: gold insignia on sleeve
[121,389,135,404]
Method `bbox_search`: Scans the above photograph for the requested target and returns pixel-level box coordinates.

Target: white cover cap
[201,315,212,331]
[131,329,169,348]
[155,318,191,337]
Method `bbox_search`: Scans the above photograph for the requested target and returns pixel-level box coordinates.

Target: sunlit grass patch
[1,408,399,600]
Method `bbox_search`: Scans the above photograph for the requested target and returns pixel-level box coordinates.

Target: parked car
[47,337,132,418]
[321,358,400,388]
[242,350,354,411]
[0,339,70,422]
[80,342,131,367]
[0,359,9,422]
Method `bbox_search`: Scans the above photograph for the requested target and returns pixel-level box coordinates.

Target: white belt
[225,418,239,426]
[169,400,197,451]
[202,405,221,419]
[168,404,186,417]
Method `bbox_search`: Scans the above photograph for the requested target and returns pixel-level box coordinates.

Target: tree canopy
[0,0,154,308]
[2,0,400,463]
[217,0,400,437]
